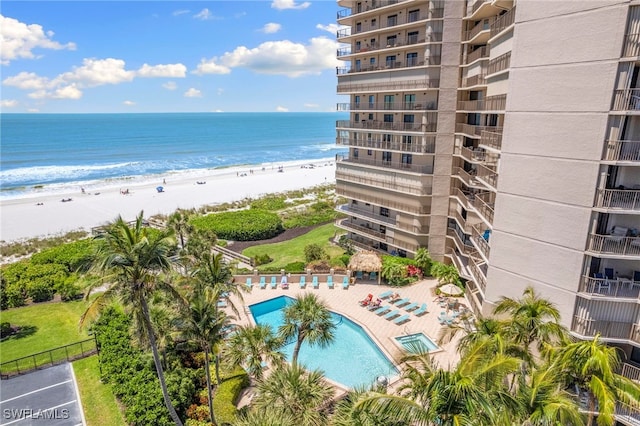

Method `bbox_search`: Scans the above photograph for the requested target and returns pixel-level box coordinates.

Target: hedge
[190,209,283,241]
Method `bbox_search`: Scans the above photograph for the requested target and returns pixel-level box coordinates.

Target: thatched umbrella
[348,251,382,284]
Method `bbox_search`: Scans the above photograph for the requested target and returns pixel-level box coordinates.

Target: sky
[0,0,348,113]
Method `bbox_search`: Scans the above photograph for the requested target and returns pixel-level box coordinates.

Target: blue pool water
[249,296,398,389]
[394,333,439,353]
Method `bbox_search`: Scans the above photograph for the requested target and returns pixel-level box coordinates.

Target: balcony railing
[337,34,443,57]
[337,0,405,19]
[464,18,493,42]
[480,130,503,150]
[622,33,640,57]
[587,234,640,257]
[595,189,640,211]
[476,163,498,189]
[337,101,438,111]
[578,275,640,300]
[336,119,437,132]
[490,6,516,39]
[336,154,434,174]
[486,51,511,76]
[603,140,640,162]
[456,123,503,138]
[448,227,474,254]
[337,79,439,93]
[572,316,639,344]
[454,146,489,163]
[452,167,484,188]
[337,218,388,240]
[457,94,507,111]
[612,88,640,111]
[461,73,486,87]
[337,185,431,215]
[621,363,640,382]
[471,223,491,259]
[468,251,487,292]
[463,46,489,65]
[336,57,441,75]
[337,11,434,38]
[337,204,396,225]
[470,0,491,15]
[335,136,436,153]
[452,187,472,210]
[450,208,473,234]
[472,191,495,223]
[336,170,432,195]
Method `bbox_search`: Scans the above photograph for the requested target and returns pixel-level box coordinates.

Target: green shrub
[304,243,328,263]
[26,280,55,302]
[213,366,249,426]
[4,282,26,308]
[30,239,94,272]
[284,261,306,273]
[253,253,273,266]
[1,322,13,338]
[56,275,82,301]
[250,195,288,211]
[191,210,283,241]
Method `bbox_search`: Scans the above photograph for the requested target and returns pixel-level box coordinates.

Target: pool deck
[226,275,465,397]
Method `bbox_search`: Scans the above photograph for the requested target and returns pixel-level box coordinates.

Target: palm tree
[253,363,333,425]
[494,286,567,358]
[226,324,285,381]
[430,262,461,286]
[167,210,193,249]
[278,294,336,365]
[438,314,521,359]
[332,387,405,426]
[80,211,184,426]
[551,334,640,426]
[233,408,296,426]
[413,247,431,277]
[177,286,229,426]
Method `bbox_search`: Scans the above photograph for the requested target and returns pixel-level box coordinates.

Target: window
[371,19,377,29]
[380,243,388,251]
[408,9,420,22]
[382,151,392,162]
[386,35,397,47]
[380,207,389,217]
[370,57,376,68]
[356,2,362,13]
[383,114,393,123]
[379,225,386,234]
[354,95,360,107]
[353,148,359,158]
[355,41,361,51]
[387,14,397,26]
[356,22,362,32]
[406,52,418,66]
[384,95,394,110]
[368,113,374,121]
[355,59,361,71]
[371,38,376,47]
[368,95,375,108]
[383,133,392,142]
[403,135,413,145]
[401,153,412,167]
[404,94,415,109]
[354,113,360,121]
[367,149,373,155]
[385,55,396,68]
[407,31,419,44]
[404,114,415,123]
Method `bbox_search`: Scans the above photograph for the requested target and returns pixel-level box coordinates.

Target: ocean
[0,112,348,200]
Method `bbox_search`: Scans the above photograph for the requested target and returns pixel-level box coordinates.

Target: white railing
[587,234,640,257]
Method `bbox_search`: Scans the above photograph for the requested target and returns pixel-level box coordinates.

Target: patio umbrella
[440,283,463,296]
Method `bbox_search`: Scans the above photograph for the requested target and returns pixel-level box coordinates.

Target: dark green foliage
[284,261,306,273]
[190,210,283,241]
[250,195,288,211]
[304,243,328,263]
[253,253,273,266]
[30,239,94,273]
[0,322,12,338]
[281,201,339,229]
[56,274,83,301]
[213,366,250,425]
[381,256,420,287]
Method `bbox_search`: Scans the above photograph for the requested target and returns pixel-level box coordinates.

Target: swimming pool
[394,333,440,354]
[249,296,398,389]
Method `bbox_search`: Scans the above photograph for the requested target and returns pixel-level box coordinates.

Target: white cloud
[202,37,340,78]
[173,9,190,16]
[316,23,344,34]
[193,59,231,75]
[162,81,177,90]
[276,106,289,112]
[123,100,136,106]
[261,23,282,34]
[304,103,319,108]
[56,58,135,87]
[184,88,202,98]
[271,0,310,10]
[0,15,76,65]
[2,71,49,90]
[0,99,18,108]
[137,63,186,78]
[194,9,214,20]
[51,84,82,99]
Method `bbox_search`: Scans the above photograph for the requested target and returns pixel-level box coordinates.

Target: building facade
[336,0,640,421]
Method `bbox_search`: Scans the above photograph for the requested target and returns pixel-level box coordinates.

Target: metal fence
[1,337,97,379]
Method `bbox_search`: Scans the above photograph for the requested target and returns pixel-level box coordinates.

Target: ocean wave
[0,162,141,186]
[300,143,341,152]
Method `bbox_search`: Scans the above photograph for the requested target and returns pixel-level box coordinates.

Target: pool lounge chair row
[243,276,350,290]
[377,291,428,317]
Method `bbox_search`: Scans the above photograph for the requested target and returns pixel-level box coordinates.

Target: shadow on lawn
[0,324,38,342]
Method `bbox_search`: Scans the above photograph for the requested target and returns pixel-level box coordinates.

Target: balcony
[336,154,434,174]
[450,208,473,234]
[452,167,484,189]
[336,57,441,75]
[471,222,491,259]
[337,79,439,93]
[603,140,640,163]
[349,233,422,254]
[464,18,494,45]
[457,94,507,111]
[335,170,432,196]
[468,251,488,293]
[612,89,640,112]
[587,234,640,258]
[472,191,495,224]
[337,33,444,58]
[460,73,486,88]
[337,11,434,39]
[578,275,640,300]
[486,51,511,76]
[466,0,500,20]
[454,146,490,164]
[463,46,489,65]
[336,0,407,19]
[571,316,639,344]
[622,33,640,58]
[337,204,396,225]
[337,218,387,241]
[337,101,438,112]
[456,123,503,138]
[595,189,640,212]
[476,163,498,189]
[479,129,503,151]
[337,185,431,215]
[336,119,436,133]
[489,6,516,39]
[448,227,474,255]
[335,136,436,153]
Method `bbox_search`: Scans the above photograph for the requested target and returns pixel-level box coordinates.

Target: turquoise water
[250,296,398,389]
[395,333,439,353]
[0,112,347,198]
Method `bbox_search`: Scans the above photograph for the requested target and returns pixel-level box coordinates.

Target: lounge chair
[392,298,410,307]
[270,276,278,289]
[609,226,628,243]
[604,268,615,280]
[413,303,428,316]
[299,276,307,289]
[327,276,334,289]
[378,290,393,299]
[342,276,349,289]
[393,314,410,325]
[245,277,252,289]
[373,305,391,315]
[403,302,419,312]
[259,277,267,289]
[369,272,377,281]
[312,276,319,289]
[384,310,400,320]
[356,271,363,280]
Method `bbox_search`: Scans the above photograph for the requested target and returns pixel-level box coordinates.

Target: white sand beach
[0,159,336,243]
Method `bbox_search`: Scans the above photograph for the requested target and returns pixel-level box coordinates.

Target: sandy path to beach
[0,160,336,243]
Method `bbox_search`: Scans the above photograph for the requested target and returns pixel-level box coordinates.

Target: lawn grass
[73,356,126,426]
[242,223,345,270]
[0,299,90,362]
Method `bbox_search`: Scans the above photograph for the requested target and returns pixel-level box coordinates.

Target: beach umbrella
[156,186,164,193]
[440,283,463,296]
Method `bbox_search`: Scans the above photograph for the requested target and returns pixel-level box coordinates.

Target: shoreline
[0,158,337,243]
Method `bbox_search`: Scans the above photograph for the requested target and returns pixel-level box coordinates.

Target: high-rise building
[336,0,640,420]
